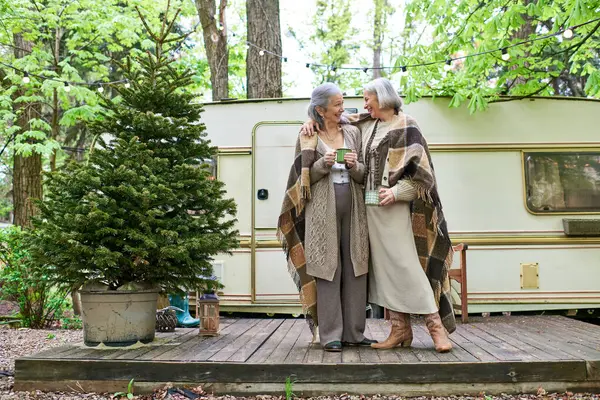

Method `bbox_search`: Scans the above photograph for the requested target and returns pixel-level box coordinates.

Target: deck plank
[449,329,498,362]
[209,319,275,362]
[528,317,600,357]
[474,320,560,361]
[247,319,295,363]
[101,328,195,360]
[284,321,313,364]
[460,322,536,361]
[265,319,305,363]
[184,319,261,361]
[228,319,285,362]
[515,317,600,359]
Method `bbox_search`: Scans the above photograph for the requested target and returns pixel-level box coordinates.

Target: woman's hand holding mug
[324,151,336,167]
[378,187,395,206]
[344,151,357,169]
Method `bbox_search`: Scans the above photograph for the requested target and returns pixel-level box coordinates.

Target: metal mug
[335,148,351,163]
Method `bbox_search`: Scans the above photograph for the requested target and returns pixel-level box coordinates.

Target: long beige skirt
[367,201,438,314]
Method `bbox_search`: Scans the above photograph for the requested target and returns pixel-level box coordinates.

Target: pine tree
[27,5,238,293]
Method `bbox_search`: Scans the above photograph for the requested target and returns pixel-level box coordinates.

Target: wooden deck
[14,315,600,396]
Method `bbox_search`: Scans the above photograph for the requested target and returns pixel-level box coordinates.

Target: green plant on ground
[285,375,296,400]
[114,378,135,399]
[60,316,83,330]
[0,227,69,328]
[25,4,238,295]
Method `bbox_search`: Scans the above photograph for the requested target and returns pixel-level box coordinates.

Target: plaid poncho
[352,113,456,333]
[276,133,319,333]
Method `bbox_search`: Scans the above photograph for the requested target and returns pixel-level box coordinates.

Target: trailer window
[524,152,600,213]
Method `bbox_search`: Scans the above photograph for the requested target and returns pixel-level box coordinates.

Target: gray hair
[364,78,403,114]
[308,83,345,130]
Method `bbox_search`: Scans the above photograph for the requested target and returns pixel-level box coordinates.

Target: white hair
[308,83,347,129]
[364,78,403,114]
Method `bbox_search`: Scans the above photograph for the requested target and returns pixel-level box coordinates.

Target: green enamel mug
[335,147,351,163]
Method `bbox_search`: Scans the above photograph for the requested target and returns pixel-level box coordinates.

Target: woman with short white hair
[302,78,455,353]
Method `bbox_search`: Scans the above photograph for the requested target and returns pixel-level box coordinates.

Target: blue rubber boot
[168,294,200,328]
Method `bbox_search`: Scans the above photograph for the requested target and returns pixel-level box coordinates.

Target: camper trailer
[198,96,600,318]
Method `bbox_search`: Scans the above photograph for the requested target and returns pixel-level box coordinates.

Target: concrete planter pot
[79,288,159,346]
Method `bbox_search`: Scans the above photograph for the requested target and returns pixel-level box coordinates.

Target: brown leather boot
[425,312,452,353]
[371,311,413,349]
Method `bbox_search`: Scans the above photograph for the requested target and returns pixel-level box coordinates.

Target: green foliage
[0,226,69,328]
[0,0,200,166]
[114,378,135,399]
[60,316,83,330]
[26,7,239,294]
[284,376,295,400]
[398,0,600,111]
[309,0,363,89]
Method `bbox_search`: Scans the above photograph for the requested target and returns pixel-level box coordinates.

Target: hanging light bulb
[259,50,265,56]
[329,67,337,76]
[363,67,369,74]
[399,66,407,76]
[501,48,511,61]
[124,80,131,89]
[22,72,30,84]
[283,57,288,62]
[563,28,574,39]
[64,82,71,92]
[305,63,310,68]
[97,85,104,93]
[443,59,453,71]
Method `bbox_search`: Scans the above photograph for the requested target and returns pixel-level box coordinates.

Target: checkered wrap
[352,113,456,333]
[276,134,319,334]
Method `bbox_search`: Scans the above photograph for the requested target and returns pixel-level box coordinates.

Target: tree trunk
[246,0,282,99]
[509,0,535,88]
[196,0,229,101]
[13,34,43,228]
[372,0,386,80]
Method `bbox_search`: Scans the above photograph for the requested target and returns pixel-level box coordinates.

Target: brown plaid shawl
[354,113,456,333]
[276,133,319,334]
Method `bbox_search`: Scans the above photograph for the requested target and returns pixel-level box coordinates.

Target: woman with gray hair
[278,82,375,352]
[301,78,455,353]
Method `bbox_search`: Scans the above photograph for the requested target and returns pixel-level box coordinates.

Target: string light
[443,59,453,71]
[399,66,407,76]
[0,16,595,92]
[259,50,265,56]
[362,67,368,73]
[234,17,599,74]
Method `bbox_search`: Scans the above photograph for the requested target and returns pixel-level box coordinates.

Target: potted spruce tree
[27,7,238,346]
